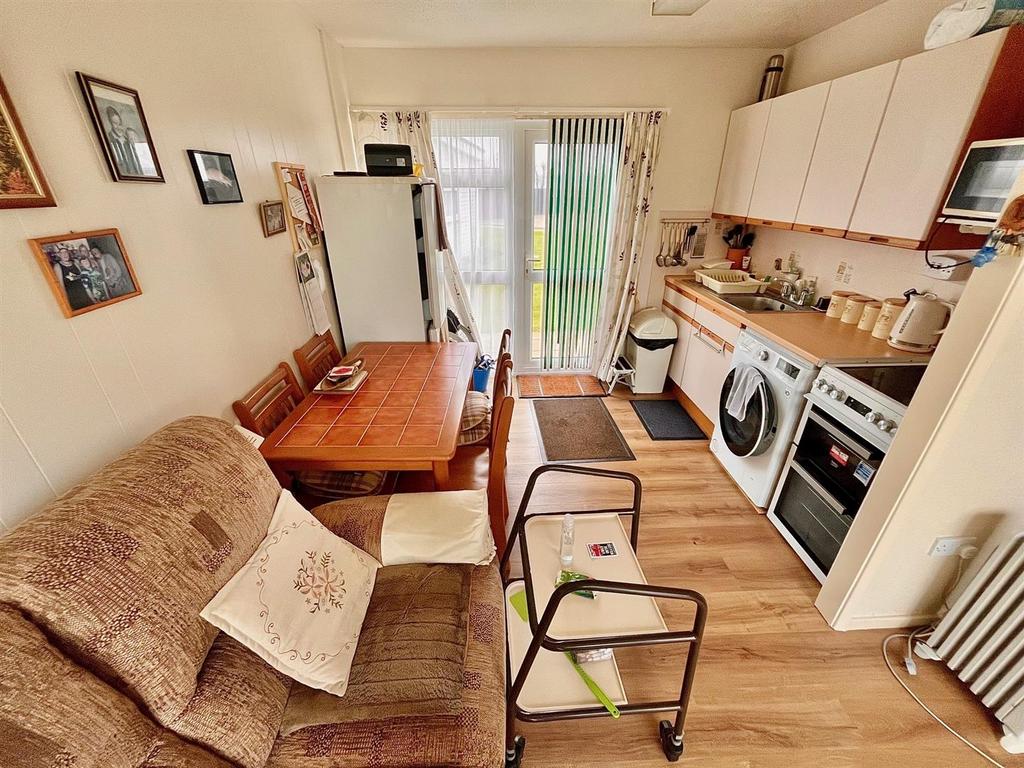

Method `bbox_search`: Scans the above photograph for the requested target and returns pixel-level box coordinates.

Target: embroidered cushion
[201,490,379,697]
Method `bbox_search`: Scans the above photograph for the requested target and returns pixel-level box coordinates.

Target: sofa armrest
[310,495,389,561]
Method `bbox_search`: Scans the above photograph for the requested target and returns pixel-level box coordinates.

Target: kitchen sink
[720,295,817,313]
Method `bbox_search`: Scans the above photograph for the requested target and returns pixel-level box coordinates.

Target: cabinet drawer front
[693,303,741,347]
[680,326,734,421]
[663,284,697,319]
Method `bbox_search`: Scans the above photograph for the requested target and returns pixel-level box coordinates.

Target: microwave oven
[942,137,1024,223]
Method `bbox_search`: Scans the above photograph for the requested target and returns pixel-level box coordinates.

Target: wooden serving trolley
[501,465,707,766]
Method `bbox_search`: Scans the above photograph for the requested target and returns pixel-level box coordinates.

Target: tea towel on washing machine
[725,365,761,420]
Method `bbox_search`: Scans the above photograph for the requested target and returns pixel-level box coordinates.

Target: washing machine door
[718,367,777,457]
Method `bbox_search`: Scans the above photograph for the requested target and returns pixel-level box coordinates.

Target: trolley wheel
[504,735,526,768]
[659,720,684,763]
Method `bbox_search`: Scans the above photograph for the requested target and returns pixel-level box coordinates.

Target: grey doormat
[630,399,707,441]
[532,397,635,463]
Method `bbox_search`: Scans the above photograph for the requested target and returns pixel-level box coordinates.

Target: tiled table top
[260,341,477,470]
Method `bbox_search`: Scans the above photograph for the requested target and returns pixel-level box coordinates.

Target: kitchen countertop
[664,275,931,366]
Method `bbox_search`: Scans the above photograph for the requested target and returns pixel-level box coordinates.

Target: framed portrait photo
[0,74,56,208]
[259,200,286,237]
[77,72,163,183]
[29,228,141,318]
[187,150,242,204]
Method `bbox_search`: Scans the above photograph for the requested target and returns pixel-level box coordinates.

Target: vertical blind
[542,117,623,370]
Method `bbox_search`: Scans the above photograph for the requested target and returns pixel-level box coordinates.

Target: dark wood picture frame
[77,72,164,183]
[186,149,243,204]
[259,200,287,236]
[29,228,142,318]
[0,73,56,208]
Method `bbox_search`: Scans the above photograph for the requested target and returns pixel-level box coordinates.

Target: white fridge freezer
[317,175,448,350]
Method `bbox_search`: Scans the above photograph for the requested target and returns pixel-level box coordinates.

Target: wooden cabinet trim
[844,230,922,249]
[661,300,698,328]
[793,223,847,238]
[749,218,794,230]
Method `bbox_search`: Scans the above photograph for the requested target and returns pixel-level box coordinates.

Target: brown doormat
[531,397,635,463]
[517,374,606,398]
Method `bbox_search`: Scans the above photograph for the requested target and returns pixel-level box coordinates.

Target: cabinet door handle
[693,329,724,355]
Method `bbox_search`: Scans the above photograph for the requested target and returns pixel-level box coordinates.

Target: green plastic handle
[566,653,620,718]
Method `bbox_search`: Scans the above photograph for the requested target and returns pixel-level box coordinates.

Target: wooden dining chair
[293,331,342,392]
[232,362,388,500]
[458,328,512,447]
[486,359,515,555]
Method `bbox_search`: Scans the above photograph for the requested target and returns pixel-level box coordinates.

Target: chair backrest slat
[294,332,342,392]
[232,363,304,437]
[488,356,514,557]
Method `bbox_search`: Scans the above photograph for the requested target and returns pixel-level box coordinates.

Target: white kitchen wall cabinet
[746,82,830,228]
[846,30,1005,245]
[712,100,772,219]
[794,61,899,236]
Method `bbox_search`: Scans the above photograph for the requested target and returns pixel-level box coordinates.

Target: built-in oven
[768,404,886,582]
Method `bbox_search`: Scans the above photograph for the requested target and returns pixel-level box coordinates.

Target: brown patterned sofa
[0,416,504,768]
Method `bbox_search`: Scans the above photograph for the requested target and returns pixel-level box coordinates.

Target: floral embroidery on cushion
[294,551,346,614]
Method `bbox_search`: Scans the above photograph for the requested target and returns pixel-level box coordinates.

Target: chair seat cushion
[295,470,387,498]
[169,634,291,768]
[457,391,491,446]
[268,563,505,768]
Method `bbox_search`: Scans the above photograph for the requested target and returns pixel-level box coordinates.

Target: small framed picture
[77,72,163,183]
[187,150,242,204]
[259,200,286,236]
[1,74,56,208]
[29,228,141,318]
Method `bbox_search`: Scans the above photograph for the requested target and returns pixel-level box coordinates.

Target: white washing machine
[710,330,817,508]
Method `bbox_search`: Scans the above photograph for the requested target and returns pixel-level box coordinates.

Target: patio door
[514,124,549,371]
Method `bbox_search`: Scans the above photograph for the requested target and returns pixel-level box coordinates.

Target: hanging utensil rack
[656,213,711,268]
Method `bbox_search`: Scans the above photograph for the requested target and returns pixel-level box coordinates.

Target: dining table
[260,340,478,489]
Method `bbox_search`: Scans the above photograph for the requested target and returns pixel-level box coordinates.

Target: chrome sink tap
[771,277,798,300]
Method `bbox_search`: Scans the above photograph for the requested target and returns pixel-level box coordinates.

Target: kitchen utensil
[888,291,955,352]
[565,652,621,718]
[872,297,908,339]
[825,290,855,319]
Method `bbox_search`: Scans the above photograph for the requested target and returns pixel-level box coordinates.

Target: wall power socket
[928,536,977,557]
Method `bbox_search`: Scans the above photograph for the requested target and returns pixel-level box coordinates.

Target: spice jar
[872,297,908,339]
[857,301,883,331]
[825,290,855,319]
[840,295,871,325]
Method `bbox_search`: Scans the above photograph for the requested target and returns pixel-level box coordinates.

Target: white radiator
[926,531,1024,755]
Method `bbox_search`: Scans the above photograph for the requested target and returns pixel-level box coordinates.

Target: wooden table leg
[432,461,450,491]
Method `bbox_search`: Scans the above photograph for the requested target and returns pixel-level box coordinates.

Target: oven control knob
[865,411,882,424]
[877,419,894,432]
[758,350,770,362]
[829,389,846,401]
[815,378,829,391]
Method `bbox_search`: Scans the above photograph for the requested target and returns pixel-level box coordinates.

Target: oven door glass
[773,462,852,575]
[718,367,776,457]
[794,406,884,509]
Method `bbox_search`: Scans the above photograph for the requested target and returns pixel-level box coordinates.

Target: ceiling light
[651,0,711,16]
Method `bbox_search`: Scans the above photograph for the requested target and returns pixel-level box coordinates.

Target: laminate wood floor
[501,394,1020,768]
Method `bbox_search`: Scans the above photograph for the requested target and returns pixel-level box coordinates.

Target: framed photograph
[77,72,163,183]
[187,150,242,204]
[259,200,286,236]
[273,161,322,252]
[0,74,55,208]
[29,228,141,317]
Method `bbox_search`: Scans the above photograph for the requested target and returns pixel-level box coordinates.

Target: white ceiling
[301,0,889,49]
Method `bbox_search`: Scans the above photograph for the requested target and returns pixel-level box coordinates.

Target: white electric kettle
[887,291,955,352]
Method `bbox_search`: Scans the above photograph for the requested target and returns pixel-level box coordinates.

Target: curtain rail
[349,105,670,118]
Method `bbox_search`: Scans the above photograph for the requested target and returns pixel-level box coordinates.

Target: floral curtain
[350,110,482,347]
[592,111,664,382]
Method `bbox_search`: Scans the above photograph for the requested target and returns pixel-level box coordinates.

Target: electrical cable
[882,632,1007,768]
[923,215,976,270]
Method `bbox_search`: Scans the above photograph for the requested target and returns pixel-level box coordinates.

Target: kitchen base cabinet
[679,325,734,423]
